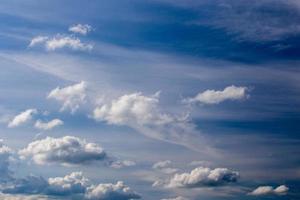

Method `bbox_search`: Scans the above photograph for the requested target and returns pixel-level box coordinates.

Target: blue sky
[0,0,299,199]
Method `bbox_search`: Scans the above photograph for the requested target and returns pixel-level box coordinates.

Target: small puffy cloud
[29,35,93,51]
[110,160,136,169]
[34,119,63,131]
[161,197,189,200]
[166,167,239,188]
[69,24,92,35]
[45,36,93,51]
[47,81,87,113]
[152,160,178,174]
[0,140,13,181]
[47,172,89,196]
[184,85,248,104]
[8,109,37,128]
[19,136,106,166]
[28,36,48,47]
[85,181,141,200]
[249,185,289,196]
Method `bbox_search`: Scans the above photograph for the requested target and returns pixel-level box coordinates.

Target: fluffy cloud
[19,136,107,166]
[34,119,63,131]
[45,36,93,51]
[69,24,92,35]
[166,167,239,188]
[161,197,189,200]
[29,35,93,51]
[152,160,178,174]
[0,194,50,200]
[47,81,87,113]
[8,109,37,128]
[249,185,289,196]
[0,140,13,181]
[3,172,140,200]
[184,85,248,105]
[85,181,141,200]
[93,92,210,153]
[47,172,89,196]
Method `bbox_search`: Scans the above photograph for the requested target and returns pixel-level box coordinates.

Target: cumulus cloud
[47,81,87,113]
[69,24,92,35]
[34,119,63,131]
[249,185,289,196]
[28,36,48,47]
[93,92,212,153]
[29,35,93,51]
[3,172,140,200]
[165,167,239,188]
[8,109,37,128]
[152,160,178,174]
[85,181,141,200]
[184,85,248,105]
[161,197,189,200]
[19,136,107,166]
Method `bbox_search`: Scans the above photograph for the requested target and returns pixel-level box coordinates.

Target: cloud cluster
[249,185,289,196]
[166,167,239,188]
[8,109,37,128]
[185,85,248,105]
[47,81,87,113]
[69,24,92,35]
[29,35,93,51]
[3,172,141,200]
[93,92,210,152]
[19,136,107,166]
[34,119,63,131]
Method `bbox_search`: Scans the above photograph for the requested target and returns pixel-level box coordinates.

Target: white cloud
[28,36,48,47]
[85,181,141,200]
[161,197,189,200]
[110,160,136,169]
[69,24,92,35]
[47,172,89,195]
[29,35,93,51]
[0,194,50,200]
[19,136,107,166]
[189,160,212,167]
[152,160,178,174]
[8,109,37,128]
[47,81,87,113]
[45,36,93,51]
[166,167,239,188]
[34,119,63,131]
[93,92,212,153]
[184,85,248,104]
[249,185,289,196]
